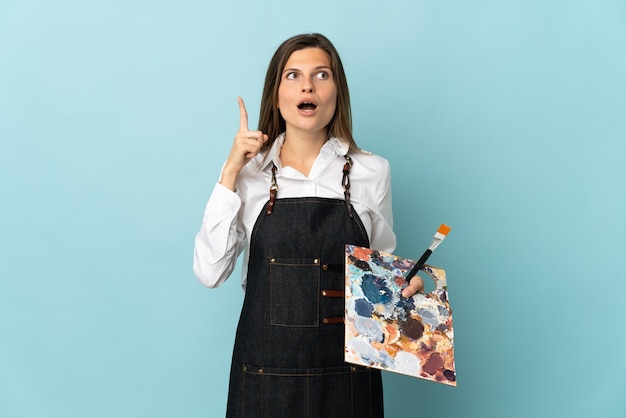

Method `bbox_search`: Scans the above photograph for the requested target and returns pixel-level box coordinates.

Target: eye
[316,71,330,80]
[285,72,298,80]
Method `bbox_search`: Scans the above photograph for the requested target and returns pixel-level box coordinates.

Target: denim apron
[225,156,384,418]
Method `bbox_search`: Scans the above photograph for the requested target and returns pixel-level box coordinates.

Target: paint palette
[344,245,456,386]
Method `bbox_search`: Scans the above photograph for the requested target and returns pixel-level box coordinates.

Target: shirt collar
[257,133,350,172]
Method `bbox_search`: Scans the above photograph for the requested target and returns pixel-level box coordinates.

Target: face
[277,47,337,138]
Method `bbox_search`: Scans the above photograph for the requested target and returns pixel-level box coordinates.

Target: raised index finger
[238,96,248,132]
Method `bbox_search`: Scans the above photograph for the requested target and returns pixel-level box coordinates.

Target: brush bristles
[430,224,451,251]
[437,224,451,236]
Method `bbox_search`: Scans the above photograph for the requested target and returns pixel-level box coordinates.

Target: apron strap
[266,164,278,215]
[266,154,352,217]
[342,154,353,218]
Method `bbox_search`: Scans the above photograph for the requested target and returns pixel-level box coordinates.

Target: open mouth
[297,101,318,111]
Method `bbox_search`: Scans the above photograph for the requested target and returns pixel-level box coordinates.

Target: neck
[280,129,328,176]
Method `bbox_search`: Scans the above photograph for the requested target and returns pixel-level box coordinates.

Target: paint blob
[361,273,392,304]
[400,318,425,340]
[355,298,374,317]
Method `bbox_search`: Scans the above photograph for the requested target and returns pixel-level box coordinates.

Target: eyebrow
[282,66,332,73]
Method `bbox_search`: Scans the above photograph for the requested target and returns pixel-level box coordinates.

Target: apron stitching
[306,370,310,418]
[351,368,354,418]
[241,367,245,418]
[369,370,373,418]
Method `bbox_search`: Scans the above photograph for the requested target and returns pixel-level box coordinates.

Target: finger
[236,130,265,142]
[402,276,424,298]
[247,135,270,159]
[235,133,265,155]
[238,96,248,132]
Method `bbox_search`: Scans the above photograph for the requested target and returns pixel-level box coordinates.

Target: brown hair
[258,33,358,151]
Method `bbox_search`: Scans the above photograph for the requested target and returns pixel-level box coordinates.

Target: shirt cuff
[207,182,242,217]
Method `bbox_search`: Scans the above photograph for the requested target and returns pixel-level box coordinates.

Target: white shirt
[193,134,396,291]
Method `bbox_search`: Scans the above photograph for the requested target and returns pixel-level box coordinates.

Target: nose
[301,78,314,93]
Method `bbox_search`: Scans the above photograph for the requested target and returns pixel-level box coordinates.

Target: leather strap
[321,289,344,298]
[322,263,344,272]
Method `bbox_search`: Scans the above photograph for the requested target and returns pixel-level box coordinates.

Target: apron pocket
[242,364,375,418]
[269,257,320,327]
[242,365,308,417]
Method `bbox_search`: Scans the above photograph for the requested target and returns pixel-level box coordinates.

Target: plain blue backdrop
[1,1,625,417]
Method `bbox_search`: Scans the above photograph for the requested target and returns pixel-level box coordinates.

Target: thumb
[402,276,424,298]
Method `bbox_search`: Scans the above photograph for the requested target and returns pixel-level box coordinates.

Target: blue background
[1,1,625,417]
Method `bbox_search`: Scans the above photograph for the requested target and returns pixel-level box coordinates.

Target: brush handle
[405,249,432,282]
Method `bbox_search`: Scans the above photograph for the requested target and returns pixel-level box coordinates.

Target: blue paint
[417,307,439,329]
[396,296,415,319]
[361,273,392,304]
[355,298,374,317]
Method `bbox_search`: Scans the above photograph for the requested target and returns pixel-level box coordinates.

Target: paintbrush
[405,224,451,282]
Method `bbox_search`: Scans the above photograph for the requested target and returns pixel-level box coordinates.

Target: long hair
[258,33,358,151]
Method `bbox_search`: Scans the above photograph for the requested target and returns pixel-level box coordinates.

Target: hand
[402,275,425,298]
[220,97,269,190]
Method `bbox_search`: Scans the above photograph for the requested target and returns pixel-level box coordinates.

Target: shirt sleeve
[369,158,396,253]
[193,182,247,288]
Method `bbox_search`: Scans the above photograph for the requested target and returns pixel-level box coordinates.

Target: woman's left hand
[402,275,425,298]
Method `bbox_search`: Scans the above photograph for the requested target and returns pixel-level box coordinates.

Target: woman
[193,33,423,418]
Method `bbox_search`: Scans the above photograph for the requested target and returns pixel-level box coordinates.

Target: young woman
[193,33,423,418]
